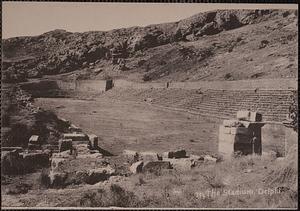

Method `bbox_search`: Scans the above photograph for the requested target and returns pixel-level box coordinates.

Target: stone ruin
[123,149,219,174]
[28,135,42,150]
[219,110,265,159]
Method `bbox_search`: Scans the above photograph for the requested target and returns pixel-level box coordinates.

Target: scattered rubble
[204,155,217,163]
[164,158,196,171]
[142,161,172,174]
[129,161,144,174]
[123,150,139,163]
[140,151,162,162]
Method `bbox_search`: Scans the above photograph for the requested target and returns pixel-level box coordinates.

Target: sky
[2,2,298,39]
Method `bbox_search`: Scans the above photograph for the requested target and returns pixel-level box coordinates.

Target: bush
[142,74,151,82]
[78,184,139,207]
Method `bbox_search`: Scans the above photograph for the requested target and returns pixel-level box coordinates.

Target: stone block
[63,133,88,143]
[77,153,103,159]
[164,158,195,171]
[86,166,115,184]
[22,152,49,168]
[28,143,41,150]
[204,155,217,163]
[51,158,67,172]
[52,150,72,159]
[219,125,231,135]
[75,144,90,154]
[68,124,82,133]
[29,135,40,144]
[123,150,139,163]
[236,110,250,121]
[140,151,161,161]
[49,171,67,187]
[219,133,235,143]
[218,132,235,159]
[142,161,171,174]
[249,112,262,122]
[162,150,186,159]
[223,119,239,127]
[189,154,204,161]
[129,161,144,174]
[58,139,73,152]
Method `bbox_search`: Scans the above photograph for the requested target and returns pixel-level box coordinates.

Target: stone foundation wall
[75,80,107,93]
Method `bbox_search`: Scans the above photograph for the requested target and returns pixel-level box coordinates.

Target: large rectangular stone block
[249,112,262,122]
[236,110,250,121]
[140,151,161,161]
[219,133,235,143]
[29,135,40,144]
[162,150,187,159]
[223,119,239,127]
[63,133,89,143]
[219,125,231,135]
[218,142,234,158]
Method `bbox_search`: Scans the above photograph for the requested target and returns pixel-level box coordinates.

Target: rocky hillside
[1,85,70,147]
[2,9,298,83]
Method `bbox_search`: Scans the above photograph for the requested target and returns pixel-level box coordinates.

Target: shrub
[77,184,139,207]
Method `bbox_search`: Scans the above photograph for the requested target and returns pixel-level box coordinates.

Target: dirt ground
[35,97,221,156]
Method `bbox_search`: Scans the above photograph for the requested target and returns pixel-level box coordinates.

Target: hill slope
[2,9,298,83]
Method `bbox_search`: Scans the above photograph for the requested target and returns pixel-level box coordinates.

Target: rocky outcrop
[2,9,296,82]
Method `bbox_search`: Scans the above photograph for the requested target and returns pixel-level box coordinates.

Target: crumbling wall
[19,80,74,97]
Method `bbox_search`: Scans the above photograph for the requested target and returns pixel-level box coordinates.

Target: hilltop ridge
[2,9,298,83]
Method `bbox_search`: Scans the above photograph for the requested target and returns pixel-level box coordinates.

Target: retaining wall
[73,78,298,92]
[75,80,107,93]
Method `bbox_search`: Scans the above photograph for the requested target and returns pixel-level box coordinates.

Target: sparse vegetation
[1,8,298,209]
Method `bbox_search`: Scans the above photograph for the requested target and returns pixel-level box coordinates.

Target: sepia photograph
[1,1,298,209]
